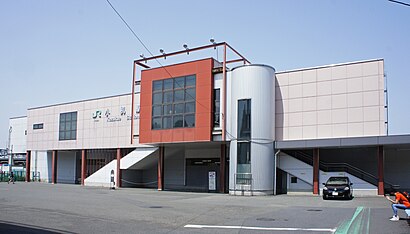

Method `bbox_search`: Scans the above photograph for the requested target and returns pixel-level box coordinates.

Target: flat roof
[276,58,383,74]
[9,116,27,120]
[28,92,137,111]
[275,134,410,150]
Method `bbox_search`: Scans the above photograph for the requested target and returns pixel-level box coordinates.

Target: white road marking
[185,224,336,233]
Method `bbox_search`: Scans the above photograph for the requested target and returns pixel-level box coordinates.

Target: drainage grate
[306,209,322,212]
[256,218,276,221]
[149,206,163,209]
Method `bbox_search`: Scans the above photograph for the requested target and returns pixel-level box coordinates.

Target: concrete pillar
[81,149,87,185]
[52,150,58,184]
[219,144,226,193]
[158,146,164,191]
[377,145,384,195]
[116,148,121,188]
[313,148,320,195]
[25,150,31,182]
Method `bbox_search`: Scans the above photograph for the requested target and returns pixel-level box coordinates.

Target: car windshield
[326,177,348,185]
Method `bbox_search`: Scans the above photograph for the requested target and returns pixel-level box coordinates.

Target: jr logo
[120,106,126,116]
[92,110,102,119]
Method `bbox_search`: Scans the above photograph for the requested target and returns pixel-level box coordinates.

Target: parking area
[0,183,409,233]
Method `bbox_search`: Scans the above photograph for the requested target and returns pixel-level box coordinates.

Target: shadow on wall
[275,76,285,140]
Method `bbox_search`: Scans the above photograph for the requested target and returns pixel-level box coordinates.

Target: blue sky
[1,0,410,147]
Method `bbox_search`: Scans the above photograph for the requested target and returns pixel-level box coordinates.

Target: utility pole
[8,126,13,173]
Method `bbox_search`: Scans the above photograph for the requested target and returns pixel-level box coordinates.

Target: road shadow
[0,221,74,234]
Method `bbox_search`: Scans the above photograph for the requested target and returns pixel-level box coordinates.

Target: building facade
[15,44,410,196]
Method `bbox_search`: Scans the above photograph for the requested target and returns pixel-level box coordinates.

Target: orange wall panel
[139,58,214,144]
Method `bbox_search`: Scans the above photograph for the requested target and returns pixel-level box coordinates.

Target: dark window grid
[214,113,220,126]
[185,75,196,88]
[163,79,173,90]
[33,123,44,130]
[153,80,163,92]
[152,113,196,129]
[237,142,251,164]
[173,115,184,128]
[151,76,196,130]
[59,112,77,140]
[213,89,220,127]
[184,114,195,127]
[185,88,196,101]
[173,103,185,114]
[152,105,162,117]
[185,102,195,114]
[71,112,77,121]
[291,177,298,183]
[163,91,173,103]
[162,116,172,129]
[238,99,251,140]
[163,104,173,116]
[237,141,251,174]
[174,77,185,90]
[152,117,162,130]
[174,90,185,102]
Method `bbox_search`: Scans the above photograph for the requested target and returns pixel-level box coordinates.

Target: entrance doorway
[276,168,287,194]
[186,158,220,192]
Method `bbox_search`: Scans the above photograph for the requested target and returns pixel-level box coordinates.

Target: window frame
[59,112,77,141]
[33,123,44,130]
[237,99,251,140]
[151,75,196,130]
[213,89,220,127]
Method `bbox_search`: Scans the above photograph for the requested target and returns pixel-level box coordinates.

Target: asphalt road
[0,183,409,234]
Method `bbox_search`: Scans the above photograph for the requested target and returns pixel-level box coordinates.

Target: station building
[11,42,410,196]
[1,116,27,172]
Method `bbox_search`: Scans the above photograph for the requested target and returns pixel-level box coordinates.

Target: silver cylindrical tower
[227,64,275,195]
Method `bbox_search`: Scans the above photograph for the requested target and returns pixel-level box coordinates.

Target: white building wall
[287,174,312,191]
[9,117,27,153]
[27,93,142,151]
[84,159,117,187]
[30,151,51,182]
[275,59,386,140]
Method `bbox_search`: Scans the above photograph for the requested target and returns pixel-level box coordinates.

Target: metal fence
[234,173,253,195]
[0,171,26,182]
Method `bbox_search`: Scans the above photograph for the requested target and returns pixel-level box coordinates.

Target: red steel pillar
[158,146,164,191]
[313,148,320,195]
[52,150,58,184]
[81,149,87,185]
[116,148,122,188]
[377,145,384,195]
[219,144,226,193]
[25,150,31,182]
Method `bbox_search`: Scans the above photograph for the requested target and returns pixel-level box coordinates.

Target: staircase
[84,147,158,187]
[285,150,395,191]
[277,152,377,195]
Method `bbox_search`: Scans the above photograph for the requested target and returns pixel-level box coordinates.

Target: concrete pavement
[0,182,409,233]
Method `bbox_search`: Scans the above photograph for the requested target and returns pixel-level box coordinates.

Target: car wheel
[323,195,328,200]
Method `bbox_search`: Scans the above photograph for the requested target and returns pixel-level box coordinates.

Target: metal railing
[234,173,253,195]
[0,171,26,182]
[284,150,395,190]
[32,171,41,182]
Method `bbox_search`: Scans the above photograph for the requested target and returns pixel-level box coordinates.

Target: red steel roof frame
[130,42,251,144]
